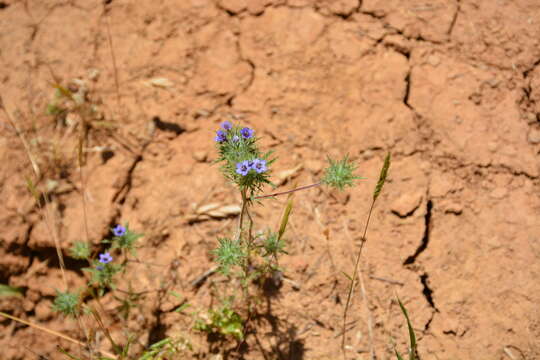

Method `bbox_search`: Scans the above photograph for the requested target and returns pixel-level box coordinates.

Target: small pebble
[527,128,540,144]
[88,68,100,81]
[427,54,440,67]
[391,192,423,217]
[444,202,463,215]
[193,151,207,162]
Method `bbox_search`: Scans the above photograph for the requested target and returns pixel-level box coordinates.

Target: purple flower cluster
[236,158,267,176]
[214,121,254,143]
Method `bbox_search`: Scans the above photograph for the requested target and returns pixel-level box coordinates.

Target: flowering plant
[202,121,367,340]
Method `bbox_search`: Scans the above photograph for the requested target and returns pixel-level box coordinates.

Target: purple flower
[240,127,254,139]
[98,252,113,264]
[215,130,227,143]
[221,121,232,131]
[236,161,251,176]
[113,225,126,237]
[252,159,267,174]
[232,135,240,142]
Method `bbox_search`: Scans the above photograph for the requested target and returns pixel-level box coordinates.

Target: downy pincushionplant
[200,121,369,340]
[52,224,143,314]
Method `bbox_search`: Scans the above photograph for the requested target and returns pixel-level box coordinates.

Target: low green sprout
[321,155,365,190]
[51,290,79,317]
[69,241,91,260]
[213,237,244,275]
[194,300,244,340]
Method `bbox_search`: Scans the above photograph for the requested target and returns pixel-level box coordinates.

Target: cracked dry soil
[1,0,540,359]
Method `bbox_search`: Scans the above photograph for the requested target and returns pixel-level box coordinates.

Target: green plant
[208,121,368,338]
[194,299,244,340]
[69,241,91,259]
[51,223,144,352]
[394,297,418,360]
[341,152,391,352]
[138,337,192,360]
[51,290,80,317]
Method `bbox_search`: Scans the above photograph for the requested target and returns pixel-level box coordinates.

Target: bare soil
[1,0,539,359]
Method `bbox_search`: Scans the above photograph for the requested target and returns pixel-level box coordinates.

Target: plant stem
[254,182,322,200]
[238,188,248,239]
[238,188,251,309]
[341,199,376,354]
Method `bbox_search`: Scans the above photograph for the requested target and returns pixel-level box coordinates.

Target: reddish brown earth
[1,0,540,359]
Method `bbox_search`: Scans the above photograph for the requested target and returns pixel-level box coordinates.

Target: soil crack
[420,273,435,308]
[403,199,432,265]
[403,71,412,110]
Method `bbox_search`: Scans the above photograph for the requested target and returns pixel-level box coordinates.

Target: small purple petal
[236,161,250,176]
[252,159,267,174]
[98,252,113,264]
[221,121,233,131]
[215,130,227,143]
[240,127,254,139]
[232,135,240,142]
[113,225,126,237]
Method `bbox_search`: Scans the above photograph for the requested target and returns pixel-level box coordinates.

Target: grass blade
[0,284,24,298]
[373,153,391,201]
[277,197,294,241]
[397,297,417,360]
[58,347,83,360]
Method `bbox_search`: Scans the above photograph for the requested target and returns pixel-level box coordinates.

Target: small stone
[526,112,537,124]
[361,149,374,160]
[487,141,498,152]
[427,54,440,67]
[444,202,463,215]
[391,192,423,217]
[88,68,100,81]
[192,151,207,162]
[527,128,540,144]
[486,77,499,88]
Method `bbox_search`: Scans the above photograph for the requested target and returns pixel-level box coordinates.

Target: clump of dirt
[1,0,539,359]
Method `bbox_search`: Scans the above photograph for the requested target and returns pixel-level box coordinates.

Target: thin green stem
[237,188,251,309]
[254,182,322,200]
[341,199,376,354]
[238,188,248,239]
